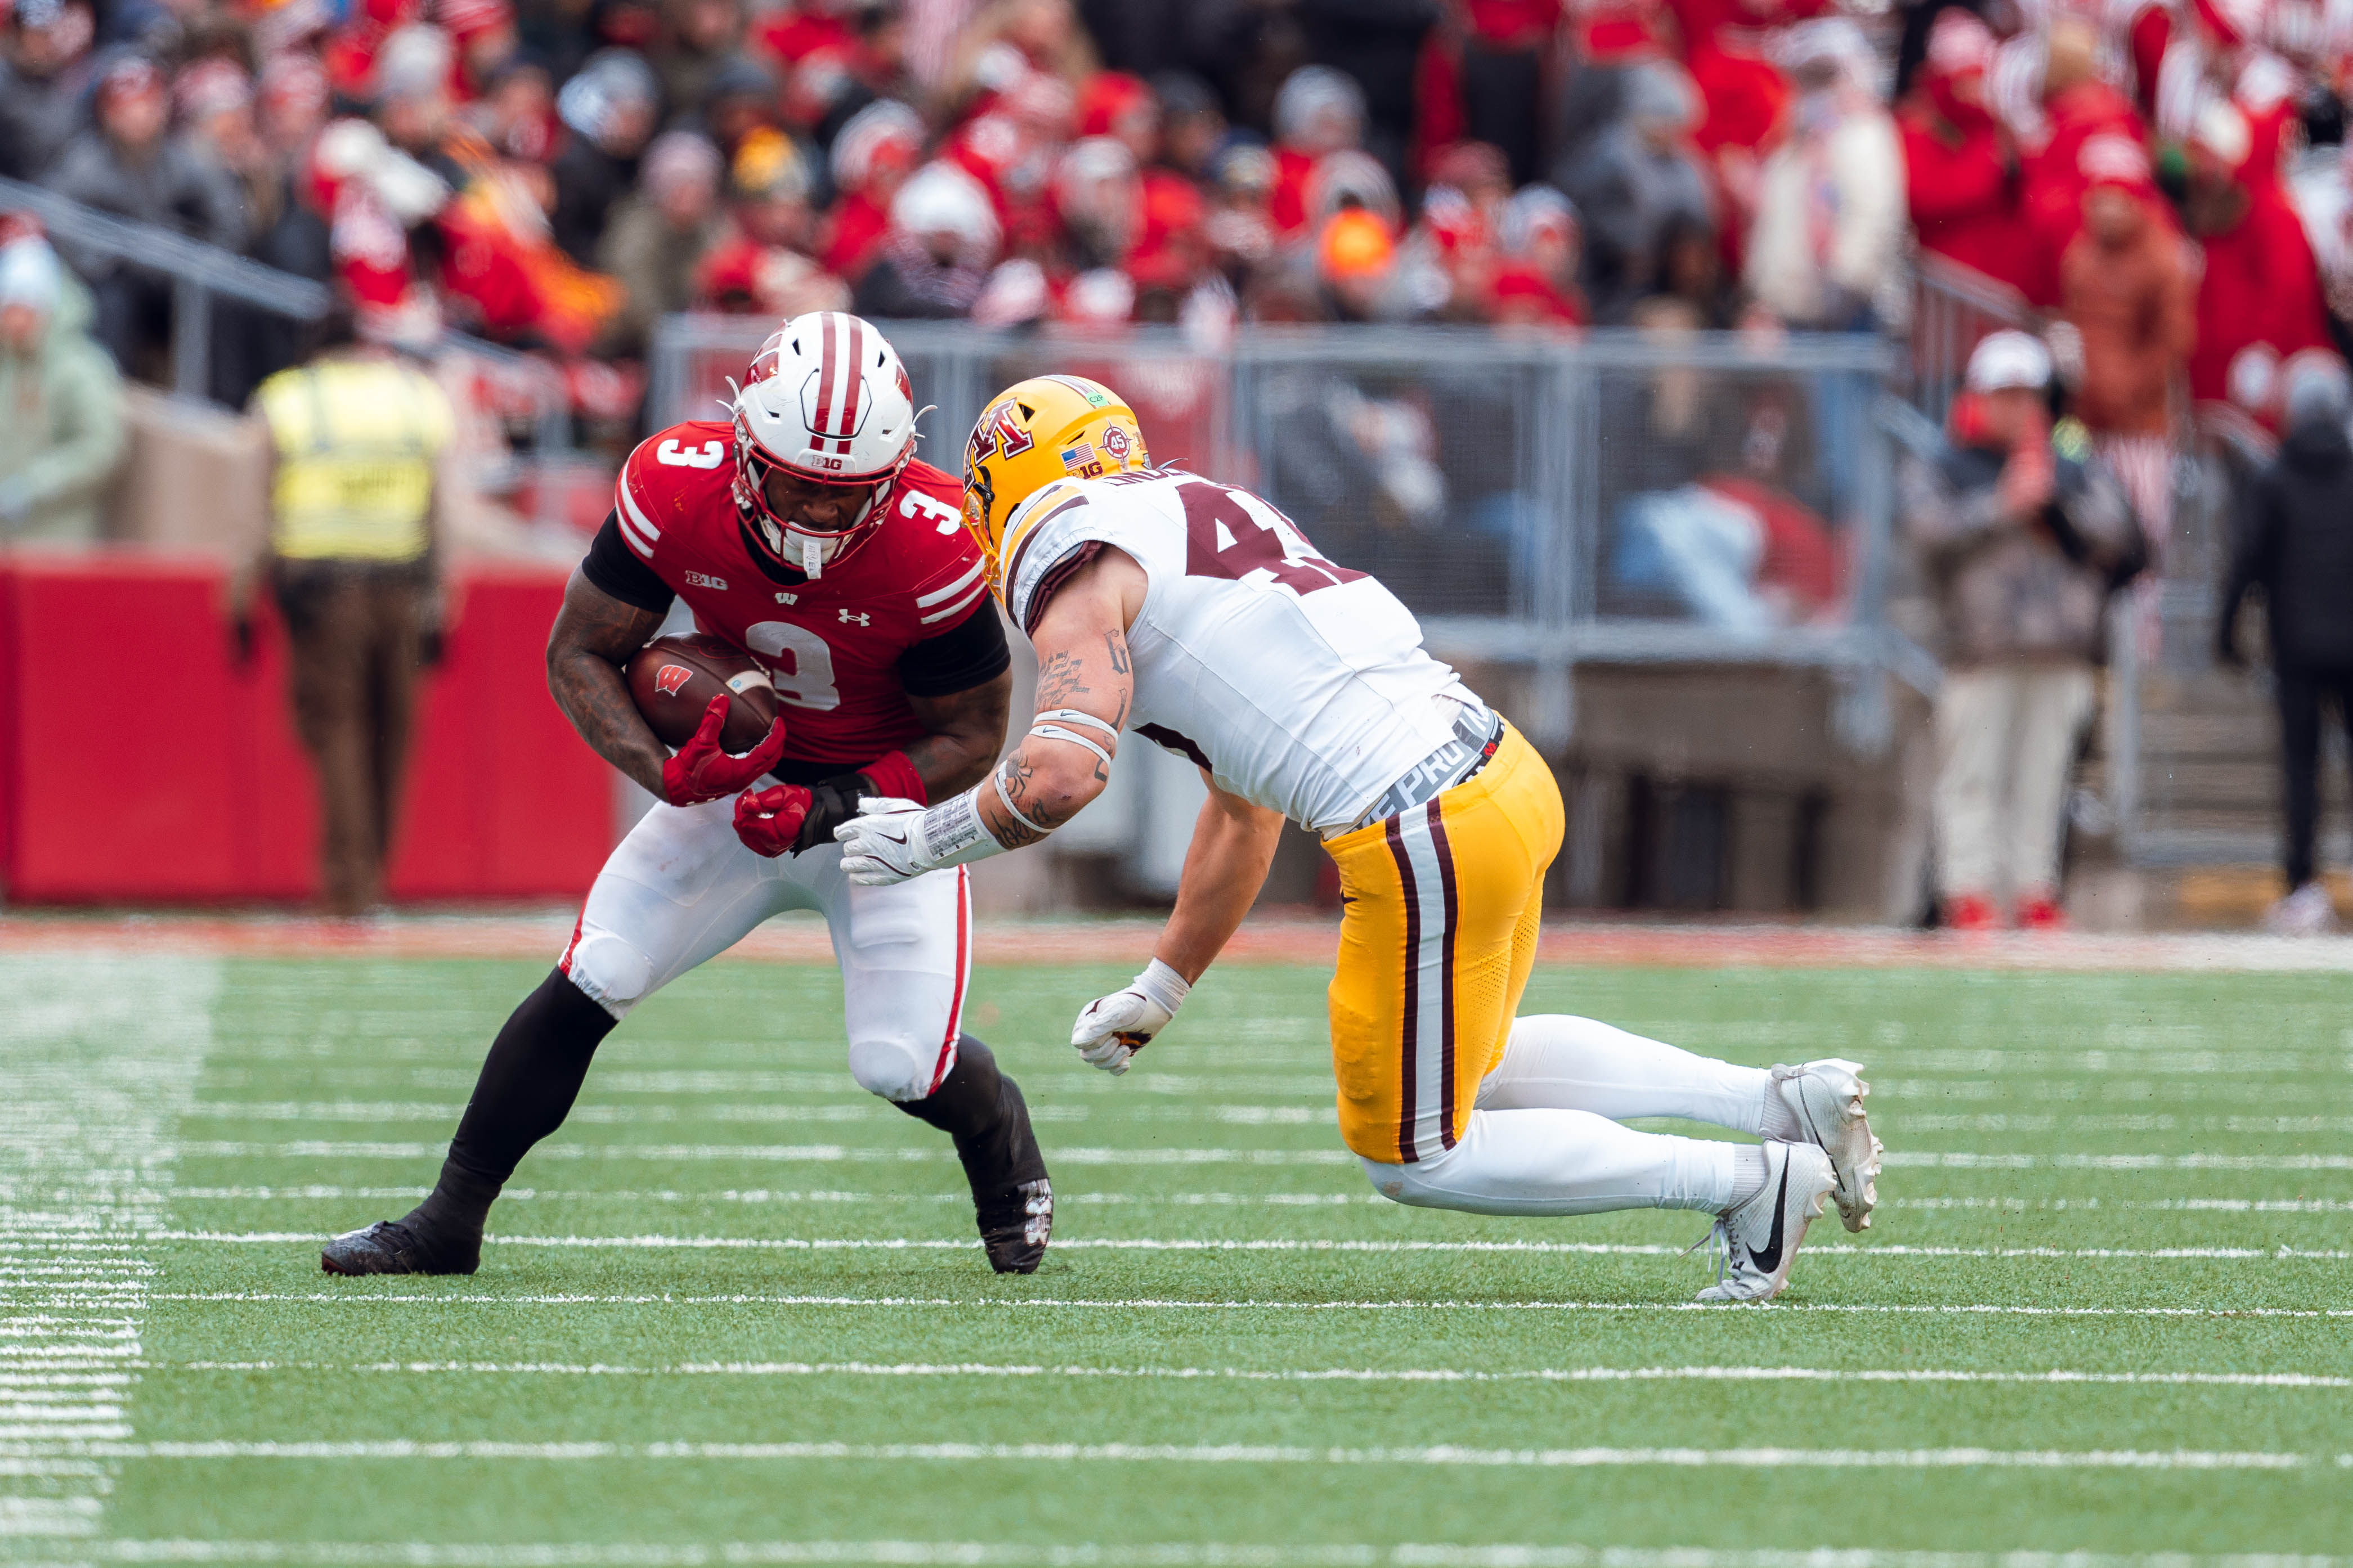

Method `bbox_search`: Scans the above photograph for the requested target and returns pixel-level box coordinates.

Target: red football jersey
[612,422,990,770]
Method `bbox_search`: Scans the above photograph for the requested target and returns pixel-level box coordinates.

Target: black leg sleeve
[894,1035,1048,1203]
[418,968,618,1237]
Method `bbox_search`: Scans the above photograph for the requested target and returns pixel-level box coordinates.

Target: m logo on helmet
[973,399,1035,463]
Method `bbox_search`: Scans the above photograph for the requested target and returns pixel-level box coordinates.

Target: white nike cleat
[1771,1057,1883,1233]
[1691,1140,1836,1304]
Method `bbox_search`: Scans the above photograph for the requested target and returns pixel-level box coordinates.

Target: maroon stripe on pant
[1427,798,1460,1151]
[1384,812,1421,1165]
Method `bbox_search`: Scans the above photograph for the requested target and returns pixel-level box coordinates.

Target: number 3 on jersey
[743,621,841,711]
[1178,480,1365,595]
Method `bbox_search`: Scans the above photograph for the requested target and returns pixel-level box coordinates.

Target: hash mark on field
[4,1439,2331,1471]
[146,1232,2353,1263]
[150,1359,2353,1391]
[126,1293,2353,1318]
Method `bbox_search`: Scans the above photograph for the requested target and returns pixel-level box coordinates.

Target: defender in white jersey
[837,375,1886,1302]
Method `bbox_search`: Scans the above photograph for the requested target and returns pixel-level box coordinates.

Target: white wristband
[1133,958,1191,1017]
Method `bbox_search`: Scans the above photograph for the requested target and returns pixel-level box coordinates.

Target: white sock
[1361,1107,1736,1216]
[1728,1145,1768,1206]
[1478,1014,1776,1135]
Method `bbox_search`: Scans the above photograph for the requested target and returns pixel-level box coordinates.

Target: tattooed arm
[974,547,1145,846]
[546,567,670,797]
[835,547,1146,886]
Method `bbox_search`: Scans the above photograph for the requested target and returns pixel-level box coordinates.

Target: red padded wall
[0,550,609,904]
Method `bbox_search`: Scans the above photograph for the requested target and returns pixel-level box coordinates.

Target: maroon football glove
[661,694,786,806]
[733,783,813,857]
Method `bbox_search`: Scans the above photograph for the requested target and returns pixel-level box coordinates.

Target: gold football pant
[1323,722,1566,1164]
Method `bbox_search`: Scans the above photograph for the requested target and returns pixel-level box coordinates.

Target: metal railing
[2,177,585,527]
[653,315,1930,757]
[1910,252,2037,428]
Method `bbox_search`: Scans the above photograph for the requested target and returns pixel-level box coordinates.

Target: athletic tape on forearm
[912,788,1003,868]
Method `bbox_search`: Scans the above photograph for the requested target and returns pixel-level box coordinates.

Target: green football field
[5,945,2351,1566]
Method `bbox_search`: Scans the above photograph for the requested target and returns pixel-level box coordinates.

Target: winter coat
[40,134,248,262]
[1901,419,2147,666]
[2189,185,2333,416]
[549,139,638,268]
[594,199,725,356]
[2217,417,2353,671]
[0,283,128,545]
[1556,122,1714,324]
[2060,209,2194,438]
[1899,106,2040,302]
[1745,95,1910,330]
[0,60,88,181]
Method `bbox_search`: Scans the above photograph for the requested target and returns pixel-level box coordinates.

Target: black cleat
[976,1178,1053,1274]
[320,1219,479,1276]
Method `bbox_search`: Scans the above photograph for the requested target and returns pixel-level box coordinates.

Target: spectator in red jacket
[2019,15,2150,305]
[2184,100,2333,430]
[821,97,924,282]
[1270,66,1366,242]
[1901,10,2038,303]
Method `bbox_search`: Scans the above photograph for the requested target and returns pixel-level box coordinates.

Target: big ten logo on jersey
[897,488,963,533]
[743,621,841,711]
[657,438,726,469]
[1178,479,1366,596]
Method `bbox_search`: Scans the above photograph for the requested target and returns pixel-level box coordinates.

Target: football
[625,633,780,753]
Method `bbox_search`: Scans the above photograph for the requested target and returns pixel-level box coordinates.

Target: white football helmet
[731,310,917,577]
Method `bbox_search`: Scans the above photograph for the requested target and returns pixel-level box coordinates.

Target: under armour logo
[839,609,872,626]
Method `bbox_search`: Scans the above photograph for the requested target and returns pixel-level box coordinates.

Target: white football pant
[559,796,971,1102]
[1362,1014,1771,1215]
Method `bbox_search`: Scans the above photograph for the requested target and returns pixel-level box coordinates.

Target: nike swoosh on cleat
[1750,1160,1791,1275]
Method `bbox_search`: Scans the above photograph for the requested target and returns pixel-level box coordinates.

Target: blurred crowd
[7,0,2353,428]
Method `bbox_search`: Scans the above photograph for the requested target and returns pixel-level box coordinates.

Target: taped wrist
[794,771,872,855]
[1132,958,1190,1017]
[913,787,1007,868]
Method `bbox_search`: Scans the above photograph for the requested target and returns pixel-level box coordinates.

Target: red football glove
[733,783,812,857]
[661,694,786,806]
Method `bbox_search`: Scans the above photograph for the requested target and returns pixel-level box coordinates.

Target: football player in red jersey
[321,311,1056,1275]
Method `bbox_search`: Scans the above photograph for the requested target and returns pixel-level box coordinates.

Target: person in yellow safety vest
[234,305,455,916]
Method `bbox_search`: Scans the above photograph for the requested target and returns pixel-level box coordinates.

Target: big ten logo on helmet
[1059,439,1102,478]
[654,664,693,696]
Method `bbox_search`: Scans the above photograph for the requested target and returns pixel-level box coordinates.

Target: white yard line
[145,1359,2353,1390]
[22,1545,2353,1568]
[152,1187,2353,1215]
[0,1439,2336,1471]
[171,1144,1361,1166]
[167,1144,2353,1173]
[118,1293,2353,1318]
[146,1232,2353,1263]
[0,955,216,1544]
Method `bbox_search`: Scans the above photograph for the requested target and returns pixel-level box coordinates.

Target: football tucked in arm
[625,634,781,753]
